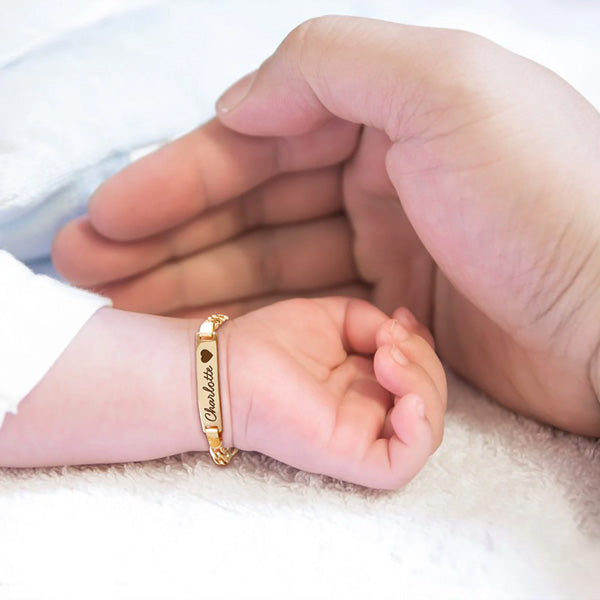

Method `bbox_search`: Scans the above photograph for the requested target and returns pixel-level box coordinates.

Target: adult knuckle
[284,16,339,50]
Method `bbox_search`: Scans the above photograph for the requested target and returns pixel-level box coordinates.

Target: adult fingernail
[391,345,408,366]
[217,71,256,114]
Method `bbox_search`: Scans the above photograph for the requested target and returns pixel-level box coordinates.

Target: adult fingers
[168,283,371,320]
[53,166,343,286]
[95,216,357,314]
[88,117,358,241]
[341,125,434,321]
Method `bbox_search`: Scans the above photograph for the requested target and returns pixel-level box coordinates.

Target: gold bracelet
[195,314,238,466]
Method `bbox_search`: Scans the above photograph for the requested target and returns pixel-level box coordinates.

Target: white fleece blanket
[1,1,600,598]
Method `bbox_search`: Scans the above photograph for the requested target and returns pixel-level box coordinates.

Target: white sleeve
[0,251,111,428]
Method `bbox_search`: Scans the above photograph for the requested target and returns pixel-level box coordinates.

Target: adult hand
[53,16,600,435]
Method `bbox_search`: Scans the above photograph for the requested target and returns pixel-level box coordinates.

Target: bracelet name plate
[195,314,238,465]
[196,336,222,431]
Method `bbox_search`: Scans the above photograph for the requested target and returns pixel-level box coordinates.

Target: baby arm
[0,308,208,467]
[0,298,446,489]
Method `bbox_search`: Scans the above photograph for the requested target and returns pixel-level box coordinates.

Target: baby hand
[0,296,444,487]
[221,297,446,489]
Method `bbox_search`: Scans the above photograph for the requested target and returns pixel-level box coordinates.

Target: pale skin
[53,16,600,432]
[0,299,445,490]
[2,16,600,488]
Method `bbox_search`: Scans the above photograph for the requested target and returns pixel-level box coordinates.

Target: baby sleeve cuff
[0,250,112,428]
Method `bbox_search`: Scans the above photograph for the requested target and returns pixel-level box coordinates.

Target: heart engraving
[200,349,213,363]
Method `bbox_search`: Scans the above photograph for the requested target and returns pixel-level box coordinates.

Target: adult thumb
[215,15,477,139]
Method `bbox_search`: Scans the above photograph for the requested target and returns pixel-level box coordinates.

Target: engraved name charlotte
[202,364,218,422]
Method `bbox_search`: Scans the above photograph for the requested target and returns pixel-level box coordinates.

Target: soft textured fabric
[1,371,599,599]
[0,251,110,427]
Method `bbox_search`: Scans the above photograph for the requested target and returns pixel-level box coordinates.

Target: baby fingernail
[390,319,409,342]
[396,309,417,330]
[414,396,426,419]
[391,345,408,365]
